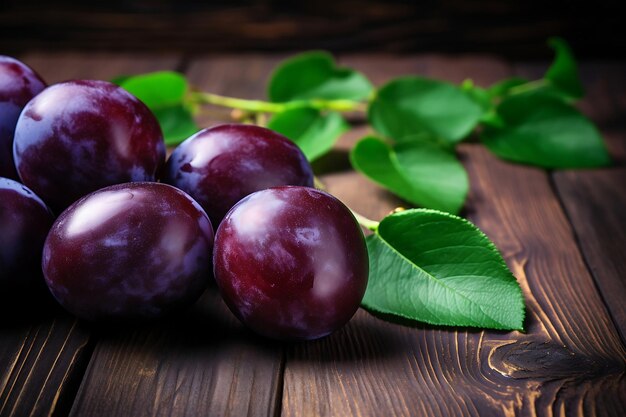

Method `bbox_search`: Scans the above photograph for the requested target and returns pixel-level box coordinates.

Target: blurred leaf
[368,77,483,144]
[545,37,584,99]
[268,51,373,102]
[350,136,468,214]
[482,93,610,168]
[268,108,348,161]
[461,80,493,112]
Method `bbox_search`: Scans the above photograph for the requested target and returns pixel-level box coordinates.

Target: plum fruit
[213,186,368,340]
[162,124,314,226]
[0,177,54,300]
[13,80,165,212]
[42,182,214,320]
[0,56,46,180]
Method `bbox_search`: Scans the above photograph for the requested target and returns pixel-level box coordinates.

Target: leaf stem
[351,210,380,232]
[507,79,548,96]
[190,91,366,114]
[313,176,327,191]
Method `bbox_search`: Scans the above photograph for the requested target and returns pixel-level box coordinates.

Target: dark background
[0,0,623,59]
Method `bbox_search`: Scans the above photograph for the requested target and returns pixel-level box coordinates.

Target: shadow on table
[81,286,286,365]
[312,149,351,175]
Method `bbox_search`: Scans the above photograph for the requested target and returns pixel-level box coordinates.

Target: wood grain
[0,52,181,417]
[0,308,90,417]
[69,290,283,417]
[281,56,626,417]
[553,168,626,343]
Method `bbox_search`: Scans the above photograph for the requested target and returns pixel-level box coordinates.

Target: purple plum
[162,124,314,226]
[13,80,165,212]
[213,186,368,340]
[42,182,214,320]
[0,56,46,180]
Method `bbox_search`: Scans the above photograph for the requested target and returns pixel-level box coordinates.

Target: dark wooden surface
[1,1,624,59]
[0,52,625,417]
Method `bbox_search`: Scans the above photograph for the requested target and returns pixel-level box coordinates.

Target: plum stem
[191,91,366,114]
[351,211,380,232]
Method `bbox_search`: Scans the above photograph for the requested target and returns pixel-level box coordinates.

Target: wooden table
[1,53,625,417]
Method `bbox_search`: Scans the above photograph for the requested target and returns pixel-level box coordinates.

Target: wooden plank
[281,56,626,417]
[553,168,626,342]
[69,290,283,417]
[20,52,182,84]
[517,60,626,335]
[0,52,181,417]
[68,55,286,417]
[603,130,626,166]
[0,307,90,417]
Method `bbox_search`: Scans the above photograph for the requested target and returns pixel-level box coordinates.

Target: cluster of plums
[0,56,368,340]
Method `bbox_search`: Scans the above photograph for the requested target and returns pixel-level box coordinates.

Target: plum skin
[213,186,369,340]
[13,80,165,212]
[0,56,46,181]
[162,124,314,226]
[42,182,214,320]
[0,177,54,300]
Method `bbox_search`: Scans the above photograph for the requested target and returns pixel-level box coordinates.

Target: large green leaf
[268,108,348,161]
[363,209,525,330]
[368,77,483,144]
[350,136,468,214]
[545,37,584,99]
[481,94,610,168]
[116,71,199,145]
[268,51,373,102]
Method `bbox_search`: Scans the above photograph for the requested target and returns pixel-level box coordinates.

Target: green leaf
[111,75,132,85]
[545,37,584,99]
[350,136,468,214]
[486,77,528,98]
[461,80,492,112]
[363,209,525,330]
[268,51,373,102]
[369,77,483,144]
[116,71,199,145]
[481,94,611,168]
[153,106,199,146]
[268,108,348,161]
[118,71,188,108]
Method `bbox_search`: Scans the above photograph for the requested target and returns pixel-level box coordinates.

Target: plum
[13,80,165,212]
[0,56,46,180]
[0,177,54,301]
[42,182,214,320]
[162,124,313,226]
[213,186,368,340]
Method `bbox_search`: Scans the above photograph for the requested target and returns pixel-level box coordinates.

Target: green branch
[190,91,366,114]
[351,211,380,232]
